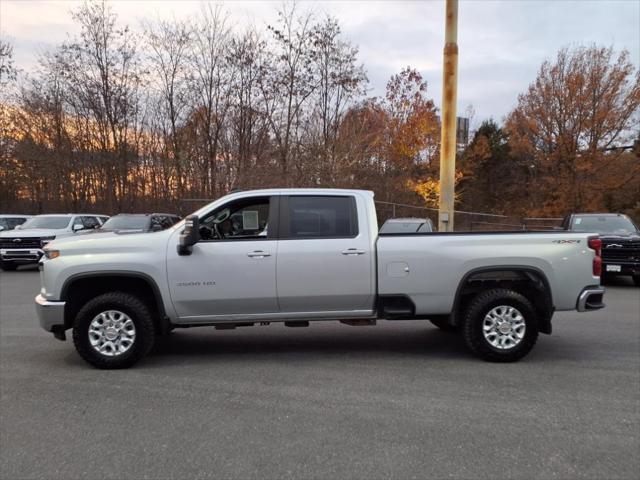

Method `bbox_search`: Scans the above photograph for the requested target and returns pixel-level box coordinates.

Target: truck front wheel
[72,292,156,369]
[462,288,539,362]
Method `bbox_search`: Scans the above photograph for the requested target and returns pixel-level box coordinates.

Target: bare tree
[56,0,144,211]
[144,17,192,199]
[307,16,367,183]
[261,4,317,183]
[188,3,232,198]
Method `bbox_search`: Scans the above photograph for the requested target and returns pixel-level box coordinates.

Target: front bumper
[35,294,66,331]
[1,248,44,264]
[576,286,606,312]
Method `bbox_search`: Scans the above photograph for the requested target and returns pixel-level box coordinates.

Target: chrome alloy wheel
[482,305,526,350]
[88,310,136,357]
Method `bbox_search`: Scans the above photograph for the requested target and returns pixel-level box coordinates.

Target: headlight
[43,248,60,260]
[40,236,56,246]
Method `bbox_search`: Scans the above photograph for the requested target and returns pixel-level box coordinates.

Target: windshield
[21,216,71,230]
[101,216,150,230]
[571,215,638,235]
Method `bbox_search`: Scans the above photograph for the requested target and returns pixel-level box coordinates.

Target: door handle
[247,250,271,258]
[341,248,366,256]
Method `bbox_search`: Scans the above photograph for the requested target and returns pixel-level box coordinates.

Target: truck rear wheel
[72,292,156,369]
[462,288,538,362]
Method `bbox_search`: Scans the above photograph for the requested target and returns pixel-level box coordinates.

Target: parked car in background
[0,214,108,271]
[88,213,181,234]
[0,214,32,232]
[379,217,434,234]
[36,189,604,368]
[563,213,640,286]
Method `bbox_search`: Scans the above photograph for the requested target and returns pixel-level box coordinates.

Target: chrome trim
[88,310,136,357]
[1,248,44,261]
[577,287,606,312]
[35,294,66,331]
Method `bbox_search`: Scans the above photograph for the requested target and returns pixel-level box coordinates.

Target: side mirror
[151,224,163,232]
[73,224,84,232]
[178,215,200,256]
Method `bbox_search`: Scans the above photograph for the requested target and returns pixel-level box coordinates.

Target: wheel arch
[60,271,170,334]
[451,265,554,334]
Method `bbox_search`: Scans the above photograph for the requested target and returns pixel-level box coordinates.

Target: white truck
[35,189,605,369]
[0,214,108,270]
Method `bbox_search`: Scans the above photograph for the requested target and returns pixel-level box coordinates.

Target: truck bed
[377,230,598,315]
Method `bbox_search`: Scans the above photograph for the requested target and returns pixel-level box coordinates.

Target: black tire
[429,318,458,332]
[462,288,538,362]
[0,261,17,271]
[633,275,640,287]
[72,291,156,369]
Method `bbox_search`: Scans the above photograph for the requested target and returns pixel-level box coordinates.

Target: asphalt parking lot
[1,267,638,480]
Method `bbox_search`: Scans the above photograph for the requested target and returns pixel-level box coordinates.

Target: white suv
[0,214,108,270]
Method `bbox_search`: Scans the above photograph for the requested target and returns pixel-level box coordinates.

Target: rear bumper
[35,294,66,331]
[1,248,44,264]
[576,286,606,312]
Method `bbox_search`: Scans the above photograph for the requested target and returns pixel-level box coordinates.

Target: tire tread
[72,291,155,369]
[462,288,538,362]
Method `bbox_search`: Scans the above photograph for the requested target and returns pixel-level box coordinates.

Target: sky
[1,0,639,125]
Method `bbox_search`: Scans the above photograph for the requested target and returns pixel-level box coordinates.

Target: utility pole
[438,0,459,232]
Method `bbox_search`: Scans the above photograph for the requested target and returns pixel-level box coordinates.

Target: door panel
[167,239,278,319]
[167,195,278,320]
[276,195,374,314]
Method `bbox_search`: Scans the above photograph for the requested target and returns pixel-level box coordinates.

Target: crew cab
[563,213,640,286]
[0,214,108,270]
[35,189,605,369]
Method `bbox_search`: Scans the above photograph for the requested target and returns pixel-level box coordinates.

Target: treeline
[458,46,640,220]
[0,1,638,223]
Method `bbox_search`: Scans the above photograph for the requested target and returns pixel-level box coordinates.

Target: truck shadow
[602,276,636,288]
[148,325,472,363]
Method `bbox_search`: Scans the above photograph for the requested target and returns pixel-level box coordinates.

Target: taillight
[588,237,602,276]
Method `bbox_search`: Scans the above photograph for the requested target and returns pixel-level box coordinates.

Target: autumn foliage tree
[457,120,526,214]
[506,46,640,216]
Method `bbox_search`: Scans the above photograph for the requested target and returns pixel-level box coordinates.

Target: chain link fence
[374,201,552,232]
[181,198,565,232]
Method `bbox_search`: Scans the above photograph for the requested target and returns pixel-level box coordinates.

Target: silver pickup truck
[35,189,605,369]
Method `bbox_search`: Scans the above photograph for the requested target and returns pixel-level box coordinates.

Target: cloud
[2,0,638,123]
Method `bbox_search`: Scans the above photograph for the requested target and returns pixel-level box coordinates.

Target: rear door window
[282,196,358,239]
